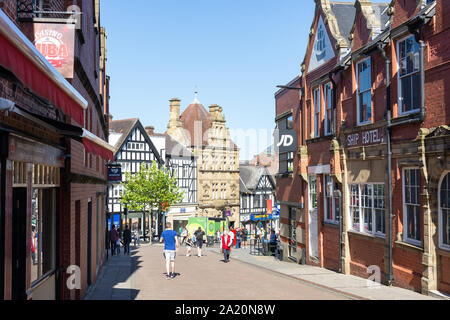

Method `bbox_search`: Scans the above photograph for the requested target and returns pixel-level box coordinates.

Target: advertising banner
[267,199,273,214]
[33,23,75,78]
[275,129,298,153]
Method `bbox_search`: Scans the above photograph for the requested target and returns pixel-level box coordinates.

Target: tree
[120,162,184,242]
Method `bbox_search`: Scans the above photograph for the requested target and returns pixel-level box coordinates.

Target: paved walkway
[84,244,438,300]
[205,246,438,300]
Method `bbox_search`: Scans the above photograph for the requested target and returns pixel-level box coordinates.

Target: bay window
[403,168,421,245]
[357,58,372,125]
[349,183,385,236]
[398,36,421,114]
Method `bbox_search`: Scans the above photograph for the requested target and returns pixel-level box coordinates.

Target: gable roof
[109,118,163,165]
[329,2,357,48]
[165,133,194,158]
[239,164,274,193]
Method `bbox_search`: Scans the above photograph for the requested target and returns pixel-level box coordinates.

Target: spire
[193,87,200,104]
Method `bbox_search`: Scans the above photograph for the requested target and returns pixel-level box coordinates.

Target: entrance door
[87,200,92,286]
[308,176,319,259]
[12,188,27,300]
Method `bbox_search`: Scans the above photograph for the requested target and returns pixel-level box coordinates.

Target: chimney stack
[168,98,182,130]
[145,126,155,136]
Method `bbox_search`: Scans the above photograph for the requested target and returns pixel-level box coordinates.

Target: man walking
[160,222,179,279]
[109,224,119,256]
[221,229,232,263]
[194,227,205,257]
[123,225,132,255]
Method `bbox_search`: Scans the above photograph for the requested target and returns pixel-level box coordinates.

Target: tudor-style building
[240,163,277,236]
[166,97,240,227]
[276,0,449,296]
[146,127,198,234]
[108,119,163,238]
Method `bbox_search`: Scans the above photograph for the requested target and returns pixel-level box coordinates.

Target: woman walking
[185,232,194,257]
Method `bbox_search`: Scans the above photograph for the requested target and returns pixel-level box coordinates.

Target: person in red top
[221,230,232,263]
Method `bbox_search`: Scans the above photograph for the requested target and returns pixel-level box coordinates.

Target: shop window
[349,183,385,236]
[403,168,421,245]
[324,83,333,135]
[398,36,421,115]
[324,175,337,223]
[357,58,372,125]
[31,188,57,284]
[439,173,450,250]
[313,88,320,138]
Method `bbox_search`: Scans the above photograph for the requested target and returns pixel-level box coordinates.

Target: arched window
[439,172,450,249]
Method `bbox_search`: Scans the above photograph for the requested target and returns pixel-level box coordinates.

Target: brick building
[0,0,113,300]
[275,0,449,296]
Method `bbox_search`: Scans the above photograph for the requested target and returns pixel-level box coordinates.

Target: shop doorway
[308,176,319,259]
[12,188,27,300]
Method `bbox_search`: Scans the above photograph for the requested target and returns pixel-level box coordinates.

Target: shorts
[196,240,203,248]
[164,250,176,261]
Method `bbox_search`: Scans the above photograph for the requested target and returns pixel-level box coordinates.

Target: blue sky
[100,0,387,160]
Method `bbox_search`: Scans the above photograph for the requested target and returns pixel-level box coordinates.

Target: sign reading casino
[346,127,384,148]
[34,23,75,78]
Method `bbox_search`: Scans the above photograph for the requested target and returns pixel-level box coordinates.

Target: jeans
[223,248,230,262]
[110,241,116,256]
[124,242,130,255]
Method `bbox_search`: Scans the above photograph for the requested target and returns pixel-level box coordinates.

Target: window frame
[439,171,450,251]
[324,174,338,224]
[356,57,372,125]
[397,35,422,116]
[402,168,422,247]
[348,183,386,237]
[313,88,321,138]
[309,175,318,210]
[324,83,333,135]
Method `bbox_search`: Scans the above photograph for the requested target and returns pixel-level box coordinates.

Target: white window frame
[324,175,338,224]
[309,175,318,210]
[439,171,450,251]
[402,168,422,246]
[356,57,372,125]
[348,183,386,237]
[324,83,333,136]
[397,35,421,116]
[313,88,320,138]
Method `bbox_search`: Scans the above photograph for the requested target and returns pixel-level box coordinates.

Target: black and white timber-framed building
[239,163,277,237]
[108,118,163,237]
[148,130,198,234]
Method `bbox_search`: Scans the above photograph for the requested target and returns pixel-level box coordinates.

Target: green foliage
[119,162,184,214]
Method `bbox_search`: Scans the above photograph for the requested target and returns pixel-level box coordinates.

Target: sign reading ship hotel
[346,127,384,148]
[33,23,75,78]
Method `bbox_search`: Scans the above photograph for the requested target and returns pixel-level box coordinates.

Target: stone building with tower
[166,96,240,227]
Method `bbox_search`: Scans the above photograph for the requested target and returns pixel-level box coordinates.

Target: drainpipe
[378,42,394,286]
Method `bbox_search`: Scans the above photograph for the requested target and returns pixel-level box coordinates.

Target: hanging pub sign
[108,166,122,182]
[33,23,75,78]
[275,129,298,153]
[346,127,384,148]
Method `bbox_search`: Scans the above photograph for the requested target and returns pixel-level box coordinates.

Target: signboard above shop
[33,23,75,79]
[346,127,384,148]
[108,166,122,182]
[275,129,298,153]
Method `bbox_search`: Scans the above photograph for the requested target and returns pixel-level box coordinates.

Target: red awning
[0,32,84,125]
[83,137,114,162]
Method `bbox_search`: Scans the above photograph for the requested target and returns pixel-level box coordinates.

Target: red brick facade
[0,0,110,300]
[276,0,450,296]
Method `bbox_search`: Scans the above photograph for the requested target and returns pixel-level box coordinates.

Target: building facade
[0,0,113,300]
[147,128,198,234]
[108,119,162,238]
[240,164,277,237]
[276,0,450,296]
[166,97,240,227]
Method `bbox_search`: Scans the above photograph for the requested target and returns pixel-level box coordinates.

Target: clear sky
[100,0,387,160]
